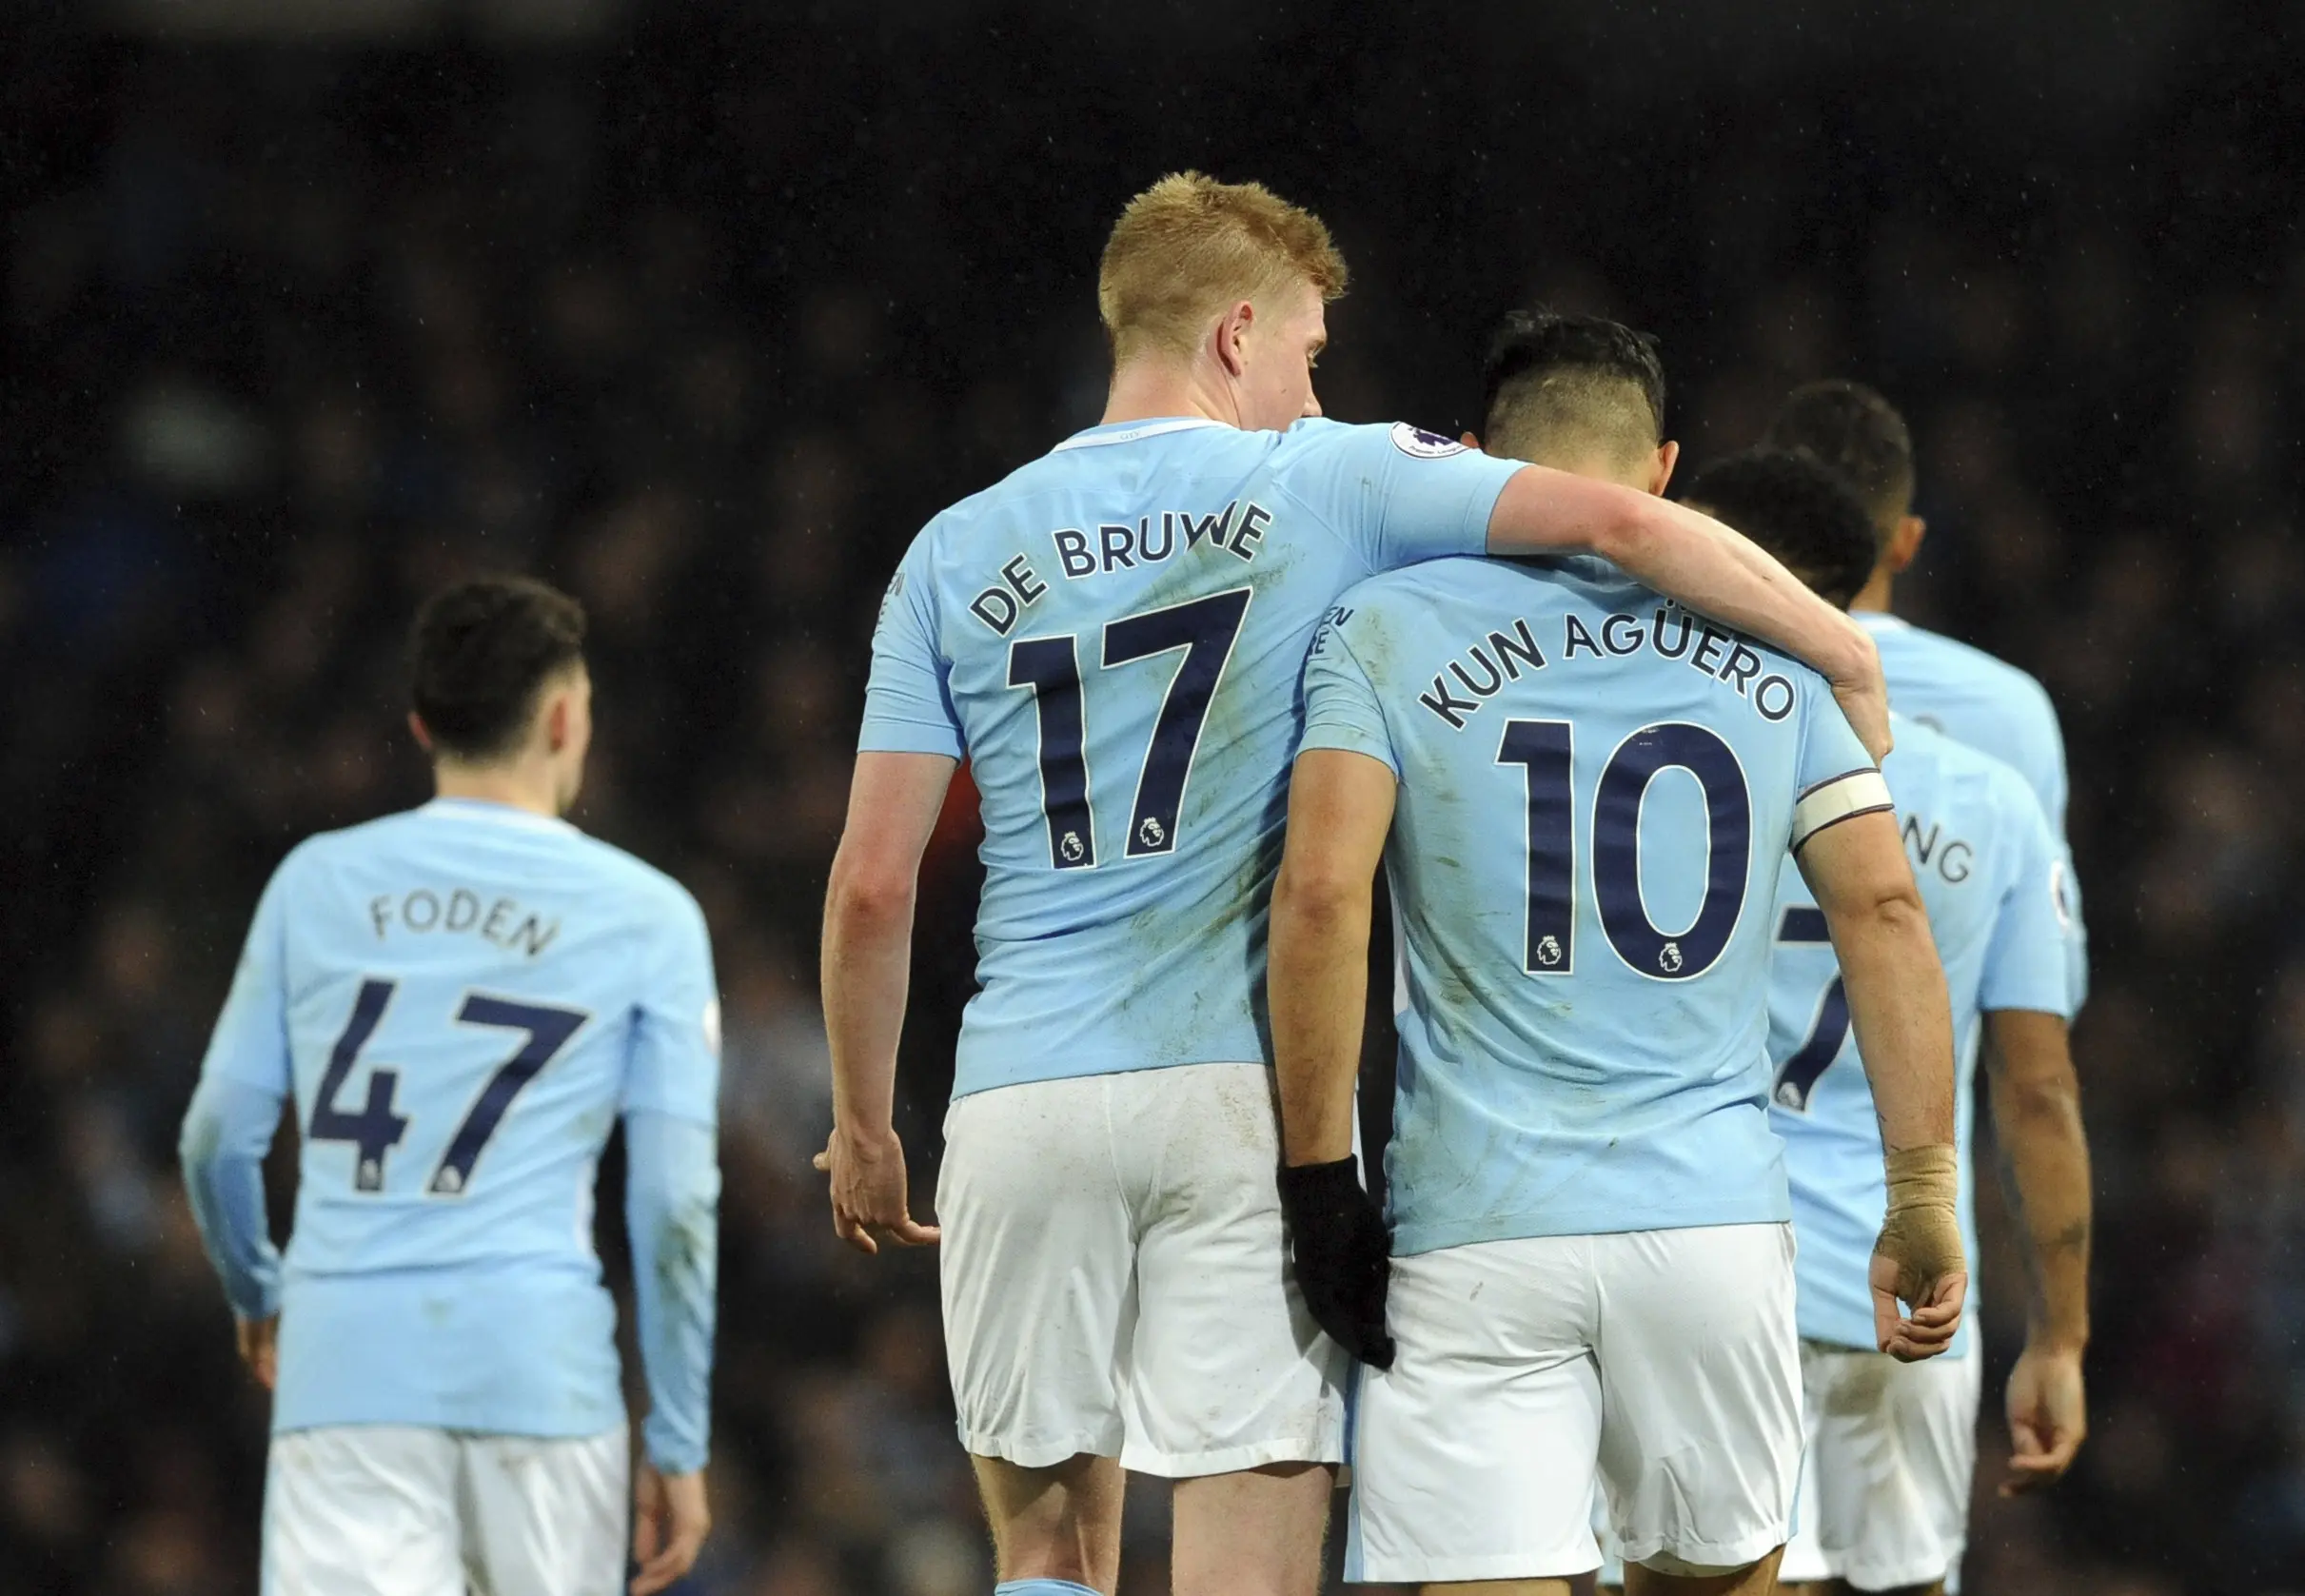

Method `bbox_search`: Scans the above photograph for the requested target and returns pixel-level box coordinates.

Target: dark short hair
[1762,380,1915,538]
[408,575,587,761]
[1481,309,1666,448]
[1683,449,1881,610]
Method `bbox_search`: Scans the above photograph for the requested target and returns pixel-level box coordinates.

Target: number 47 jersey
[1298,554,1883,1256]
[187,798,720,1444]
[860,417,1525,1099]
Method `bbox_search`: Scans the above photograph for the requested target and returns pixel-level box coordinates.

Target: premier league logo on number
[1138,817,1166,849]
[1776,1081,1804,1111]
[1535,935,1563,967]
[1389,421,1470,459]
[1061,831,1085,863]
[1659,941,1684,974]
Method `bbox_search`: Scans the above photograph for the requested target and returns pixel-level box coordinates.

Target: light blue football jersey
[190,798,720,1442]
[1298,554,1882,1254]
[859,417,1524,1099]
[1768,714,2073,1353]
[1860,610,2087,1008]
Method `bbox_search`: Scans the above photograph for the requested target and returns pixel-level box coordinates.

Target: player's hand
[1829,626,1893,764]
[2002,1341,2087,1495]
[1871,1144,1965,1360]
[1278,1156,1395,1369]
[236,1314,279,1389]
[813,1124,939,1255]
[630,1464,710,1596]
[1869,1253,1966,1361]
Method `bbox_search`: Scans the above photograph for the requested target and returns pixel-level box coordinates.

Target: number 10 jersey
[1298,554,1881,1254]
[858,417,1524,1100]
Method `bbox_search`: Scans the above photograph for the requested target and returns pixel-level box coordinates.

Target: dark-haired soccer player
[180,576,720,1596]
[1763,382,2087,1012]
[1755,388,2095,1588]
[1269,316,1964,1594]
[820,179,1893,1596]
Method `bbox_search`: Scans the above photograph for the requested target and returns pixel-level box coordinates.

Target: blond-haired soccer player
[818,176,1890,1596]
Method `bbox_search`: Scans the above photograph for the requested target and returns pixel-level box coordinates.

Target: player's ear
[1213,300,1254,379]
[1649,440,1681,497]
[1887,513,1926,574]
[406,711,435,757]
[543,692,571,755]
[1461,429,1483,452]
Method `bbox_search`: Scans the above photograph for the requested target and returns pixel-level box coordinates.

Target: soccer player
[178,576,720,1596]
[1268,325,1966,1593]
[1685,451,2091,1596]
[817,176,1894,1596]
[1763,380,2088,1013]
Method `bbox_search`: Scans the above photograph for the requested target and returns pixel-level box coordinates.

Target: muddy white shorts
[1343,1223,1802,1584]
[937,1061,1348,1477]
[1779,1337,1983,1590]
[262,1424,626,1596]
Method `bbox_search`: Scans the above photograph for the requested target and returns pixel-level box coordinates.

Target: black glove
[1277,1155,1396,1369]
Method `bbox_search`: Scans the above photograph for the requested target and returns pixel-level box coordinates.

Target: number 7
[1771,906,1849,1113]
[430,995,589,1194]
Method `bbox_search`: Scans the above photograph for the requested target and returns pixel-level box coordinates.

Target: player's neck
[431,762,562,819]
[1099,356,1237,430]
[1850,567,1897,615]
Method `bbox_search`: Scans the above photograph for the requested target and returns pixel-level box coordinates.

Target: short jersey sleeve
[197,853,298,1094]
[1787,672,1889,851]
[1980,782,2078,1019]
[621,885,722,1126]
[1297,611,1400,778]
[857,536,965,759]
[1277,421,1525,577]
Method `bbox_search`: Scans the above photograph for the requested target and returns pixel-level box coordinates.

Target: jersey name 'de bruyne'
[858,416,1527,1099]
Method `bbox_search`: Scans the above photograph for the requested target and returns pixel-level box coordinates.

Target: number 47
[310,978,587,1194]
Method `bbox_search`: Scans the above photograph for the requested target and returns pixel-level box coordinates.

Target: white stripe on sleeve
[1790,769,1895,850]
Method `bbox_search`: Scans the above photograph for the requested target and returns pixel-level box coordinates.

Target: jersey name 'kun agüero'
[1296,554,1882,1255]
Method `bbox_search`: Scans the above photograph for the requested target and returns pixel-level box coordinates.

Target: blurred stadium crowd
[4,9,2302,1594]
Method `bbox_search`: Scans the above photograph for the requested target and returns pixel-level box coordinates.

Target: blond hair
[1096,172,1349,364]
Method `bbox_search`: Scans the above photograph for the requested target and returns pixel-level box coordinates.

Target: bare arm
[1271,750,1397,1165]
[1796,807,1964,1358]
[1986,1006,2092,1493]
[1487,466,1889,759]
[815,750,956,1253]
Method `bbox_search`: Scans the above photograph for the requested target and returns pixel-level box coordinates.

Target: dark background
[4,2,2301,1591]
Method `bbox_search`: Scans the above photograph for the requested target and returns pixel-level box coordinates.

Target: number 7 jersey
[859,417,1525,1099]
[1297,554,1882,1255]
[191,797,719,1440]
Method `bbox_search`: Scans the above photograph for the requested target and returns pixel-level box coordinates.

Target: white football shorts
[937,1060,1348,1477]
[262,1424,626,1596]
[1778,1337,1983,1590]
[1344,1223,1802,1585]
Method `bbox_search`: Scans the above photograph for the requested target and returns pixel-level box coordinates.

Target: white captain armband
[1790,769,1894,851]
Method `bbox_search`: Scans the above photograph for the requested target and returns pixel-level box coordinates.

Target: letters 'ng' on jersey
[1860,611,2087,1010]
[1769,714,2076,1354]
[858,417,1524,1099]
[1298,554,1884,1255]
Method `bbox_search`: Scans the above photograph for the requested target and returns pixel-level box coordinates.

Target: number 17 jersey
[859,417,1524,1099]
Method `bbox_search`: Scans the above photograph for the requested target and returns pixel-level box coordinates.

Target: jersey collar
[419,797,578,835]
[1050,416,1226,453]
